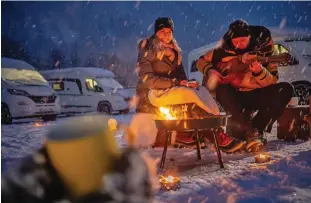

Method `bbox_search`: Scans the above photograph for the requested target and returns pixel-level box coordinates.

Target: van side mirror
[288,55,299,65]
[278,54,299,66]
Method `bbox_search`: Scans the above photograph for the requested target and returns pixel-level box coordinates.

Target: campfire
[159,175,181,191]
[159,107,177,120]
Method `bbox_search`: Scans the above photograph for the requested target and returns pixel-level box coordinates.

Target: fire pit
[155,115,229,169]
[155,116,228,130]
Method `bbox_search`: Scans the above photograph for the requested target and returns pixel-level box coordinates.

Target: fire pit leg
[213,131,224,168]
[160,131,171,169]
[194,130,202,160]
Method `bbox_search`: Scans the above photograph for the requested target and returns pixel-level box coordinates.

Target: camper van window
[191,60,199,72]
[51,82,64,91]
[273,44,290,55]
[273,44,299,66]
[47,78,83,95]
[85,78,103,92]
[97,78,123,89]
[1,68,48,86]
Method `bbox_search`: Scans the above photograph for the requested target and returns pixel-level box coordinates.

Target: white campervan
[1,57,61,124]
[41,67,130,115]
[188,35,311,105]
[96,76,136,106]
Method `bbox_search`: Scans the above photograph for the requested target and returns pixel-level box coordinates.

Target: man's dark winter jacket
[135,35,187,113]
[197,25,278,91]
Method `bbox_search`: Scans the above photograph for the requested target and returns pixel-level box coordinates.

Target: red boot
[216,129,245,153]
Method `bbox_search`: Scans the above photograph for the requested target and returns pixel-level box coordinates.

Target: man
[196,20,294,152]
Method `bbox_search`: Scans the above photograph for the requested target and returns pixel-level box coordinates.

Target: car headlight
[7,89,30,96]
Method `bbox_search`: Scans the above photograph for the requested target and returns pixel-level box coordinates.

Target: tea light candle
[159,175,181,191]
[34,122,44,127]
[255,154,271,163]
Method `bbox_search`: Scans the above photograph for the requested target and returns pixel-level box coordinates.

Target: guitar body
[205,53,291,91]
[216,58,248,87]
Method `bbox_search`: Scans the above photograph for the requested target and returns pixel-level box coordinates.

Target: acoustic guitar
[206,53,292,90]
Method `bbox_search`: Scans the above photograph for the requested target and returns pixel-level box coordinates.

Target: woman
[131,17,244,153]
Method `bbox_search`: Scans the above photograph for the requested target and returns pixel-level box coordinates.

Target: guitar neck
[257,53,291,64]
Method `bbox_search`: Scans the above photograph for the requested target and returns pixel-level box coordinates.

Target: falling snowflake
[279,17,286,29]
[301,66,307,74]
[135,1,140,9]
[147,23,153,32]
[297,16,303,23]
[55,60,60,68]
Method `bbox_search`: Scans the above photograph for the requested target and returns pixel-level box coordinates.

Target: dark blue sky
[2,1,311,66]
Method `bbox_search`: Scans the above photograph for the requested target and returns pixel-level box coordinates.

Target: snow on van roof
[41,67,115,79]
[1,57,35,70]
[188,41,220,56]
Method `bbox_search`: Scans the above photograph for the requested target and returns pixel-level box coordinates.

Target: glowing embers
[34,121,45,127]
[159,175,181,191]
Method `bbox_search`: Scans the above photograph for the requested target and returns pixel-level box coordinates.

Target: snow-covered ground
[1,114,311,203]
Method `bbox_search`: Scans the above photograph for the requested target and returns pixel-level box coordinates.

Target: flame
[166,176,174,183]
[159,107,177,120]
[259,154,266,158]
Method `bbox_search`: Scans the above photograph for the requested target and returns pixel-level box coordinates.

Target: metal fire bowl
[155,115,229,131]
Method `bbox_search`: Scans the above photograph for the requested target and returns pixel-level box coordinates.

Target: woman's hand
[164,48,175,61]
[179,80,200,88]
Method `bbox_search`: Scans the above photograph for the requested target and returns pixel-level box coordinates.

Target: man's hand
[241,53,258,64]
[249,60,263,74]
[179,80,200,88]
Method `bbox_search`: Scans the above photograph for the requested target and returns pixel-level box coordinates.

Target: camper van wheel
[98,101,111,114]
[292,81,311,105]
[1,103,12,124]
[42,115,57,122]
